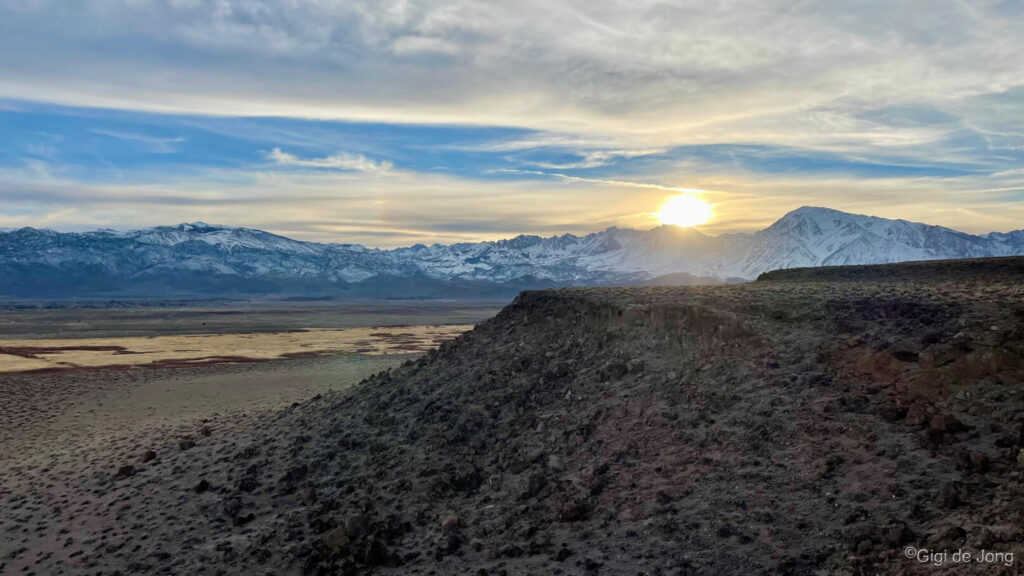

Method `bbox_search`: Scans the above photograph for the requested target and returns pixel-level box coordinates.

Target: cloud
[392,35,460,56]
[1,1,1023,241]
[496,168,704,196]
[24,143,57,159]
[446,133,669,169]
[267,148,394,173]
[92,129,185,153]
[527,149,668,170]
[1,0,1021,153]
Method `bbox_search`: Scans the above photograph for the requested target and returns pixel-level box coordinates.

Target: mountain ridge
[1,206,1022,298]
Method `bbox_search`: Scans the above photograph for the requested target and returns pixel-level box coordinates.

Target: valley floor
[0,355,414,575]
[0,300,500,575]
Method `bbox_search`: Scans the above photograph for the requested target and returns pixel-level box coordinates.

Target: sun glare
[657,194,713,227]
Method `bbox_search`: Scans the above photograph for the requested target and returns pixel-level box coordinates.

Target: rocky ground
[4,257,1024,575]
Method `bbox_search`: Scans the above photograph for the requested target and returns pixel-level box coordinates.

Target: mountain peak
[650,223,711,235]
[780,205,856,220]
[1,207,1022,298]
[170,221,223,231]
[788,205,835,214]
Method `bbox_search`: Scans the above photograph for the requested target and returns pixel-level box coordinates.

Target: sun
[657,194,713,227]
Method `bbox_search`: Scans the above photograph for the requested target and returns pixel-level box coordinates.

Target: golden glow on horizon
[656,194,713,228]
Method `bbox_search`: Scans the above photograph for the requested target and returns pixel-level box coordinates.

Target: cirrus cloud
[267,148,394,173]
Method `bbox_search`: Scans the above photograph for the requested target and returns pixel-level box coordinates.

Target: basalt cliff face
[8,257,1024,575]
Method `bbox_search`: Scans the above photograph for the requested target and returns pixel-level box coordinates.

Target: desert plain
[0,299,501,575]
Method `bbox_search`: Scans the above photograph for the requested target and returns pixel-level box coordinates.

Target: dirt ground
[0,300,504,340]
[3,258,1024,575]
[0,325,473,372]
[0,301,497,576]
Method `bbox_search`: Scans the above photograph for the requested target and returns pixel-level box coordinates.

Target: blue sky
[1,1,1023,246]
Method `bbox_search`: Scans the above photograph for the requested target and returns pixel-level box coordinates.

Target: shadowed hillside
[758,255,1024,284]
[3,257,1024,575]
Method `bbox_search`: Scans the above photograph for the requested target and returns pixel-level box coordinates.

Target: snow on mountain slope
[985,230,1024,255]
[0,207,1021,298]
[727,206,998,278]
[132,223,327,255]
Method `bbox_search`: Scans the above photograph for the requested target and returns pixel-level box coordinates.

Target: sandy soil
[0,355,410,450]
[0,325,473,373]
[0,354,422,576]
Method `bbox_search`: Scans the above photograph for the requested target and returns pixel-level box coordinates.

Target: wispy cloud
[391,35,461,56]
[92,129,185,153]
[496,168,704,195]
[527,149,668,170]
[447,133,669,169]
[267,148,393,173]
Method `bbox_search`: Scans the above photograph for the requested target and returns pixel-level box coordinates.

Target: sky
[1,0,1023,247]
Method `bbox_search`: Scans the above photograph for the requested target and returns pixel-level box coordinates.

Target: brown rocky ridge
[3,257,1024,575]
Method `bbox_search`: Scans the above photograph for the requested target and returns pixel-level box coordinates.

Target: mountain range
[1,206,1022,299]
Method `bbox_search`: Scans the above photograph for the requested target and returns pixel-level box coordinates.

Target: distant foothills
[1,207,1022,300]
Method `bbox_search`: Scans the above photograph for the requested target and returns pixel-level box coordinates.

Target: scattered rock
[237,476,259,493]
[554,498,588,522]
[951,331,973,350]
[904,402,929,426]
[552,544,573,561]
[891,340,922,363]
[361,537,388,566]
[443,533,461,554]
[345,514,369,539]
[441,514,459,536]
[324,526,350,552]
[547,454,564,472]
[930,412,967,434]
[939,482,967,509]
[280,464,308,487]
[976,528,997,549]
[300,486,318,505]
[884,521,915,547]
[521,472,547,499]
[221,496,243,519]
[543,361,570,382]
[498,543,523,558]
[599,361,628,381]
[970,451,990,472]
[932,526,967,549]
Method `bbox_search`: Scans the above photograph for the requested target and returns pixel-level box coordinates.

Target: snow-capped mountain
[724,206,1002,279]
[0,207,1020,298]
